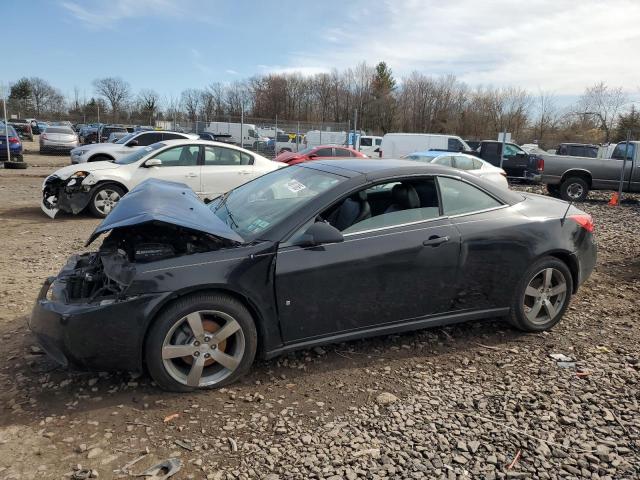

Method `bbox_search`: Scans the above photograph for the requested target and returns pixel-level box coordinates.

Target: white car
[70,130,198,164]
[403,151,509,189]
[42,140,284,218]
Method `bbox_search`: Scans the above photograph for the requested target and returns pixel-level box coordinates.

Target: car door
[310,147,334,161]
[437,176,527,310]
[275,176,461,343]
[200,145,254,198]
[131,144,202,192]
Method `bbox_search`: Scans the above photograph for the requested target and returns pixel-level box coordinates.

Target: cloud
[257,65,329,76]
[190,49,214,76]
[225,69,239,75]
[280,0,640,94]
[60,0,180,29]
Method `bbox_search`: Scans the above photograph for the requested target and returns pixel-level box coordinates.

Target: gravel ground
[0,151,638,479]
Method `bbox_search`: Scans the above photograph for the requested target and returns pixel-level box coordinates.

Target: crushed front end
[41,173,95,218]
[29,221,233,372]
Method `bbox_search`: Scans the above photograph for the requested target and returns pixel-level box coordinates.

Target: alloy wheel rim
[567,183,584,199]
[523,267,567,325]
[94,189,121,215]
[162,310,245,388]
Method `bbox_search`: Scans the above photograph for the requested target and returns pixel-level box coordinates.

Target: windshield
[209,165,346,240]
[404,153,438,162]
[115,133,136,144]
[114,142,166,164]
[0,126,17,136]
[296,147,315,155]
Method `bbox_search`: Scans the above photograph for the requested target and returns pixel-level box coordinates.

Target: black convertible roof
[303,159,525,205]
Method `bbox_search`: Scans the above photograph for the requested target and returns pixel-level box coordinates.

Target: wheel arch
[87,153,115,162]
[560,169,592,187]
[89,179,129,194]
[540,250,579,293]
[141,286,270,367]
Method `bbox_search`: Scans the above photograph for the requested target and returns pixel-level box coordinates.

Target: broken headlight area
[56,222,230,304]
[42,173,93,214]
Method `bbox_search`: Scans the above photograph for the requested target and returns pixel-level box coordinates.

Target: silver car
[40,126,79,153]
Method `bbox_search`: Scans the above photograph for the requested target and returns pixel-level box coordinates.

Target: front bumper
[29,278,168,372]
[42,142,78,152]
[42,175,94,217]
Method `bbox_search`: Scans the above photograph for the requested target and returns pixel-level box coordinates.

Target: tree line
[5,62,639,148]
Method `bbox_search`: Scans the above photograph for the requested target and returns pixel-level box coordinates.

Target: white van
[379,133,470,158]
[358,135,383,157]
[304,130,348,148]
[205,122,260,149]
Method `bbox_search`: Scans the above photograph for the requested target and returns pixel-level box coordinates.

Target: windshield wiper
[214,192,238,229]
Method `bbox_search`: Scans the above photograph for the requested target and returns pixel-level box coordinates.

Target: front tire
[508,256,572,332]
[88,184,125,218]
[145,293,257,392]
[560,177,589,202]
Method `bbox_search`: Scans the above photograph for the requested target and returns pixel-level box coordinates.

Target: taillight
[569,214,594,233]
[8,136,19,144]
[536,157,544,172]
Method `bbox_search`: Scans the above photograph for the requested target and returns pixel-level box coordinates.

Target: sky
[4,0,640,103]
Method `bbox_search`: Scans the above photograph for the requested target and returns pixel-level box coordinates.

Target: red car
[275,145,367,165]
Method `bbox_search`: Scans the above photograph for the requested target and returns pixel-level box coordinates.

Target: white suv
[70,131,198,164]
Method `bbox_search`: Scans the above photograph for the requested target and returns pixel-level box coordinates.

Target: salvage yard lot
[0,151,639,479]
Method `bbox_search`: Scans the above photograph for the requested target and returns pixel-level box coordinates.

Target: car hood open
[86,179,244,246]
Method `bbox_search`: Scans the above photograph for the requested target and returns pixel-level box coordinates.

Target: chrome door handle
[186,172,198,177]
[423,235,449,247]
[239,170,252,175]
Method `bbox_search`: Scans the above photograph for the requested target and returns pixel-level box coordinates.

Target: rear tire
[145,293,257,392]
[4,161,28,169]
[546,184,560,198]
[508,256,572,332]
[560,177,589,202]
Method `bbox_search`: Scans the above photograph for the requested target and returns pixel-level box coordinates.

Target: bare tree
[93,77,131,120]
[578,81,628,142]
[534,90,559,144]
[137,89,160,125]
[181,88,202,122]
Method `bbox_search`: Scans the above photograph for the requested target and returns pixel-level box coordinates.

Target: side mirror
[299,222,344,247]
[145,158,162,167]
[373,147,380,153]
[127,140,139,147]
[308,153,318,159]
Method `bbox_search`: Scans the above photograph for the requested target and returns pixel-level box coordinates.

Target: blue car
[0,124,26,168]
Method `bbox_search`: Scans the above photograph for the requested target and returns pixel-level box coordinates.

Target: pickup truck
[475,140,533,178]
[528,141,640,201]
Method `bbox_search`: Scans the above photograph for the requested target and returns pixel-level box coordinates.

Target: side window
[472,158,484,169]
[360,137,373,147]
[204,146,253,165]
[448,138,463,151]
[162,133,184,141]
[335,148,353,157]
[438,177,502,216]
[452,156,476,170]
[322,177,441,235]
[314,148,333,157]
[134,132,162,146]
[503,144,520,157]
[152,145,200,166]
[375,138,382,146]
[611,143,635,160]
[432,156,453,167]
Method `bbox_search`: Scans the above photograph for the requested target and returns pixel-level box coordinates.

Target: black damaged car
[30,160,597,391]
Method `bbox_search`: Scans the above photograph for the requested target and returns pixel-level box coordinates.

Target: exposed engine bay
[60,222,229,303]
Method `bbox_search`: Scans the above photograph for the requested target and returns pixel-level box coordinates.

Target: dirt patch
[0,158,638,479]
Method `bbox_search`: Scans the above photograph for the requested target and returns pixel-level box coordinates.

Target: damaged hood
[86,179,244,246]
[51,161,120,180]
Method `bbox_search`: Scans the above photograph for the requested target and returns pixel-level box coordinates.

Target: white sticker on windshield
[144,146,153,151]
[285,179,307,193]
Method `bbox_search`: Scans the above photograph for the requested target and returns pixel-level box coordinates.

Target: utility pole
[353,108,358,148]
[240,99,244,148]
[617,131,631,205]
[3,91,11,162]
